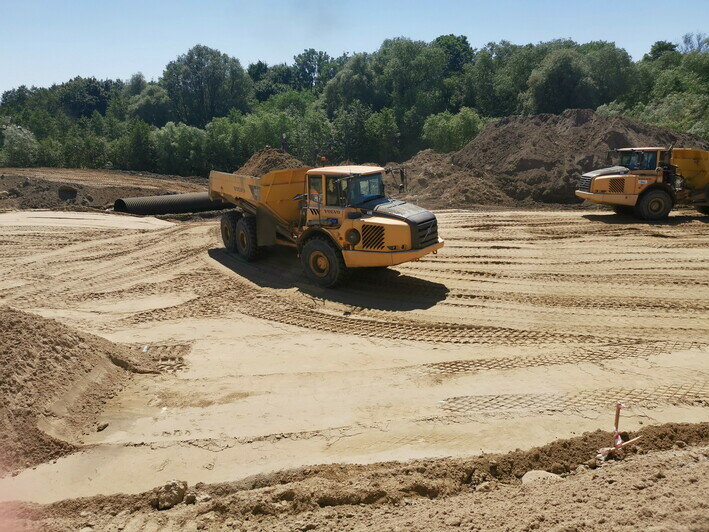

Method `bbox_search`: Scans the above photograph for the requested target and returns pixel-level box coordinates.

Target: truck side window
[643,151,657,170]
[308,175,322,204]
[326,177,340,206]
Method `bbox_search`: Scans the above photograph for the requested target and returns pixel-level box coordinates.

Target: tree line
[0,33,706,175]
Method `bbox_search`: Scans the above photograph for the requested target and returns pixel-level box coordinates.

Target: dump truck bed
[672,148,709,191]
[209,168,312,244]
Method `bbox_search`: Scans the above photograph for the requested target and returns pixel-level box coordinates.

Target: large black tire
[697,206,709,216]
[612,205,634,216]
[220,211,242,252]
[235,216,261,261]
[300,236,349,288]
[634,190,673,220]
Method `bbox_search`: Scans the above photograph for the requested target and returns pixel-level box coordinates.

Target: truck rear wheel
[220,211,242,252]
[235,216,261,261]
[634,190,673,220]
[301,236,349,288]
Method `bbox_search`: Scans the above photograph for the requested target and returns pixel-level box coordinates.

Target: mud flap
[256,206,276,246]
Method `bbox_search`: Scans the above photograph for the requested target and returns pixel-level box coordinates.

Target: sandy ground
[0,208,707,511]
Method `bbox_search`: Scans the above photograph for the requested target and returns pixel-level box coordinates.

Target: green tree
[583,43,635,105]
[431,34,474,75]
[126,73,147,96]
[523,49,598,113]
[0,125,39,166]
[365,108,400,162]
[128,84,173,126]
[332,101,372,161]
[161,45,253,127]
[643,41,678,61]
[111,119,154,171]
[422,107,483,152]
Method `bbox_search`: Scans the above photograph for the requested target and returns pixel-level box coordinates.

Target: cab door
[322,175,346,227]
[306,174,323,224]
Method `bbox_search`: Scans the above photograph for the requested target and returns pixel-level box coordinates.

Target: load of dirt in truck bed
[0,169,206,212]
[236,148,305,177]
[0,308,153,474]
[450,108,709,204]
[3,422,707,530]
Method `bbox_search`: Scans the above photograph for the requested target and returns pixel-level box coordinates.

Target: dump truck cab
[303,166,442,268]
[209,163,443,287]
[575,147,709,220]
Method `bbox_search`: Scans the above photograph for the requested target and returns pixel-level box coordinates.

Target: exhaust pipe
[114,192,230,215]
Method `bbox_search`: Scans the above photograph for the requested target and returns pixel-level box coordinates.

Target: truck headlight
[345,229,361,245]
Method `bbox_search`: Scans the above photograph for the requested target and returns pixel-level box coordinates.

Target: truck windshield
[347,173,385,206]
[618,151,657,171]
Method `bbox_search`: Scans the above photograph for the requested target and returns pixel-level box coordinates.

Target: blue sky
[1,0,706,94]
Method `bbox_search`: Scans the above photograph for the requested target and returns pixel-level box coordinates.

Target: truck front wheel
[301,236,349,288]
[634,190,673,220]
[220,211,242,252]
[235,216,261,261]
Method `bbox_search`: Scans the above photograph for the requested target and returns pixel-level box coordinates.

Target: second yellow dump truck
[575,147,709,220]
[209,165,444,287]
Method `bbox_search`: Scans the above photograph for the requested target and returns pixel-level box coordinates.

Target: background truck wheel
[634,190,673,220]
[235,216,261,261]
[301,236,349,287]
[612,205,634,216]
[220,211,242,251]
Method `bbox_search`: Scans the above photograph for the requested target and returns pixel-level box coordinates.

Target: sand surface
[0,207,706,508]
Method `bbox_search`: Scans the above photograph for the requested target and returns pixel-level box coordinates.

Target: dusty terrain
[0,146,707,529]
[3,426,708,530]
[0,203,707,514]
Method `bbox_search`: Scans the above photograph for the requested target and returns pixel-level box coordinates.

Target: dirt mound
[237,148,305,177]
[0,171,206,212]
[389,150,514,209]
[0,308,152,474]
[451,109,709,204]
[4,422,706,530]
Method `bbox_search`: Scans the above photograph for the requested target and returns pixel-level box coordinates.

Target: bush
[0,125,39,166]
[422,107,483,152]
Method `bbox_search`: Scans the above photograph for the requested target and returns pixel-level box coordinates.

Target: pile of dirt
[0,171,206,212]
[3,422,706,530]
[237,148,305,177]
[0,308,153,474]
[389,150,515,209]
[450,108,709,204]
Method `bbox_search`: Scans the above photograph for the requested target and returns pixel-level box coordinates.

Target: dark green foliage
[1,35,706,176]
[128,84,173,127]
[161,45,252,127]
[523,49,598,114]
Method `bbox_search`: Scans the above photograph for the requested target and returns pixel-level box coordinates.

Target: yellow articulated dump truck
[575,147,709,220]
[209,165,444,287]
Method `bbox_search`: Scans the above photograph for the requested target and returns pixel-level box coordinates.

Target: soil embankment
[0,168,205,212]
[2,423,707,531]
[0,308,153,474]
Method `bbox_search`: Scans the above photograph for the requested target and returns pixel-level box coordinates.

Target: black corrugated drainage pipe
[114,192,230,215]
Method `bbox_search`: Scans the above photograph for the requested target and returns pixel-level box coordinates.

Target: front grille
[577,175,592,192]
[608,178,625,194]
[361,224,385,250]
[414,218,438,249]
